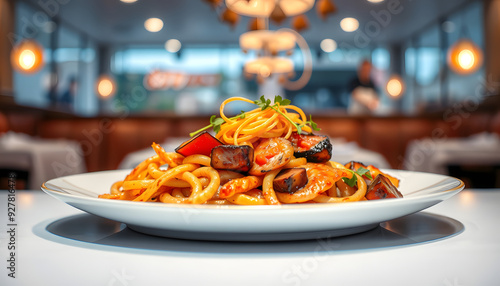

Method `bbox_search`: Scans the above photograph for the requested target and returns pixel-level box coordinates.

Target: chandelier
[205,0,337,31]
[203,0,330,89]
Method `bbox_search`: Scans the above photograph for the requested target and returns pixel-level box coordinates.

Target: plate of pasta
[41,96,464,241]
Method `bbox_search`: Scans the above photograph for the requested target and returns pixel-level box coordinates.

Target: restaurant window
[12,1,99,116]
[12,1,52,108]
[113,47,245,75]
[371,48,390,71]
[416,25,441,112]
[445,0,485,104]
[110,46,373,114]
[111,46,254,115]
[401,0,485,114]
[403,42,417,114]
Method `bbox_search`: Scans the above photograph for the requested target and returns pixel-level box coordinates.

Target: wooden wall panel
[0,0,14,92]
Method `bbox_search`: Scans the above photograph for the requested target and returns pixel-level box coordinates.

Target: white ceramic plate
[41,169,464,241]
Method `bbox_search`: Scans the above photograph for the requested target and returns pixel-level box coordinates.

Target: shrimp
[276,163,349,203]
[248,137,294,176]
[219,176,264,199]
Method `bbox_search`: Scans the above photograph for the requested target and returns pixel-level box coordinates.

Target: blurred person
[59,76,77,110]
[348,60,379,115]
[46,81,59,107]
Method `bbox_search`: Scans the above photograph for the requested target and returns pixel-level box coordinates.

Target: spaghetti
[99,96,400,205]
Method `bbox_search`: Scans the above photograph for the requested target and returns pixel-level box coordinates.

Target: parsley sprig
[342,167,372,187]
[189,95,320,137]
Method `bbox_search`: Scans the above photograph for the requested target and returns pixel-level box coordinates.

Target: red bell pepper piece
[175,131,223,157]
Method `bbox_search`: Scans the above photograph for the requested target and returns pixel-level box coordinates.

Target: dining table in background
[0,188,499,285]
[0,132,86,189]
[404,132,500,174]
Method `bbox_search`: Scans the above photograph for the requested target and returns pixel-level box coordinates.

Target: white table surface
[1,189,499,286]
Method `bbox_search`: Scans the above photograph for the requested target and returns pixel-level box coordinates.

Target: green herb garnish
[342,167,372,187]
[189,95,319,137]
[306,115,321,132]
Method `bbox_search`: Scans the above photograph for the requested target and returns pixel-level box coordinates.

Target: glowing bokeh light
[458,49,475,70]
[96,76,116,98]
[386,75,405,98]
[447,39,483,75]
[144,18,163,32]
[259,65,271,78]
[165,39,182,53]
[340,17,359,32]
[19,49,36,70]
[10,40,44,73]
[320,38,337,53]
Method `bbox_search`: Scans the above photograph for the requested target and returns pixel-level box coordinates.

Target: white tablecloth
[1,189,499,285]
[119,138,390,170]
[0,132,86,189]
[403,132,500,174]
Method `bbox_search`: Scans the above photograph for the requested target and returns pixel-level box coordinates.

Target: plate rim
[40,169,465,240]
[40,169,465,212]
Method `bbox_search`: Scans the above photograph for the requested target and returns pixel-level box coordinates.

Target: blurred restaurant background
[1,0,499,189]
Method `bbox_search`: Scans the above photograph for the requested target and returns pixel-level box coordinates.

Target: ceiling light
[225,0,314,17]
[280,0,315,16]
[10,39,44,73]
[241,28,312,90]
[386,75,405,98]
[165,39,182,53]
[144,18,163,32]
[120,0,138,3]
[447,39,483,75]
[340,17,359,32]
[239,30,296,54]
[96,75,117,98]
[320,38,337,53]
[225,0,274,17]
[458,49,475,70]
[367,0,384,3]
[244,57,294,75]
[317,0,337,21]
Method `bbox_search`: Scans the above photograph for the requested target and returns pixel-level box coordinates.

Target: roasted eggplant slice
[211,145,254,173]
[367,165,400,188]
[273,168,308,194]
[365,174,403,200]
[175,131,223,157]
[289,132,332,163]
